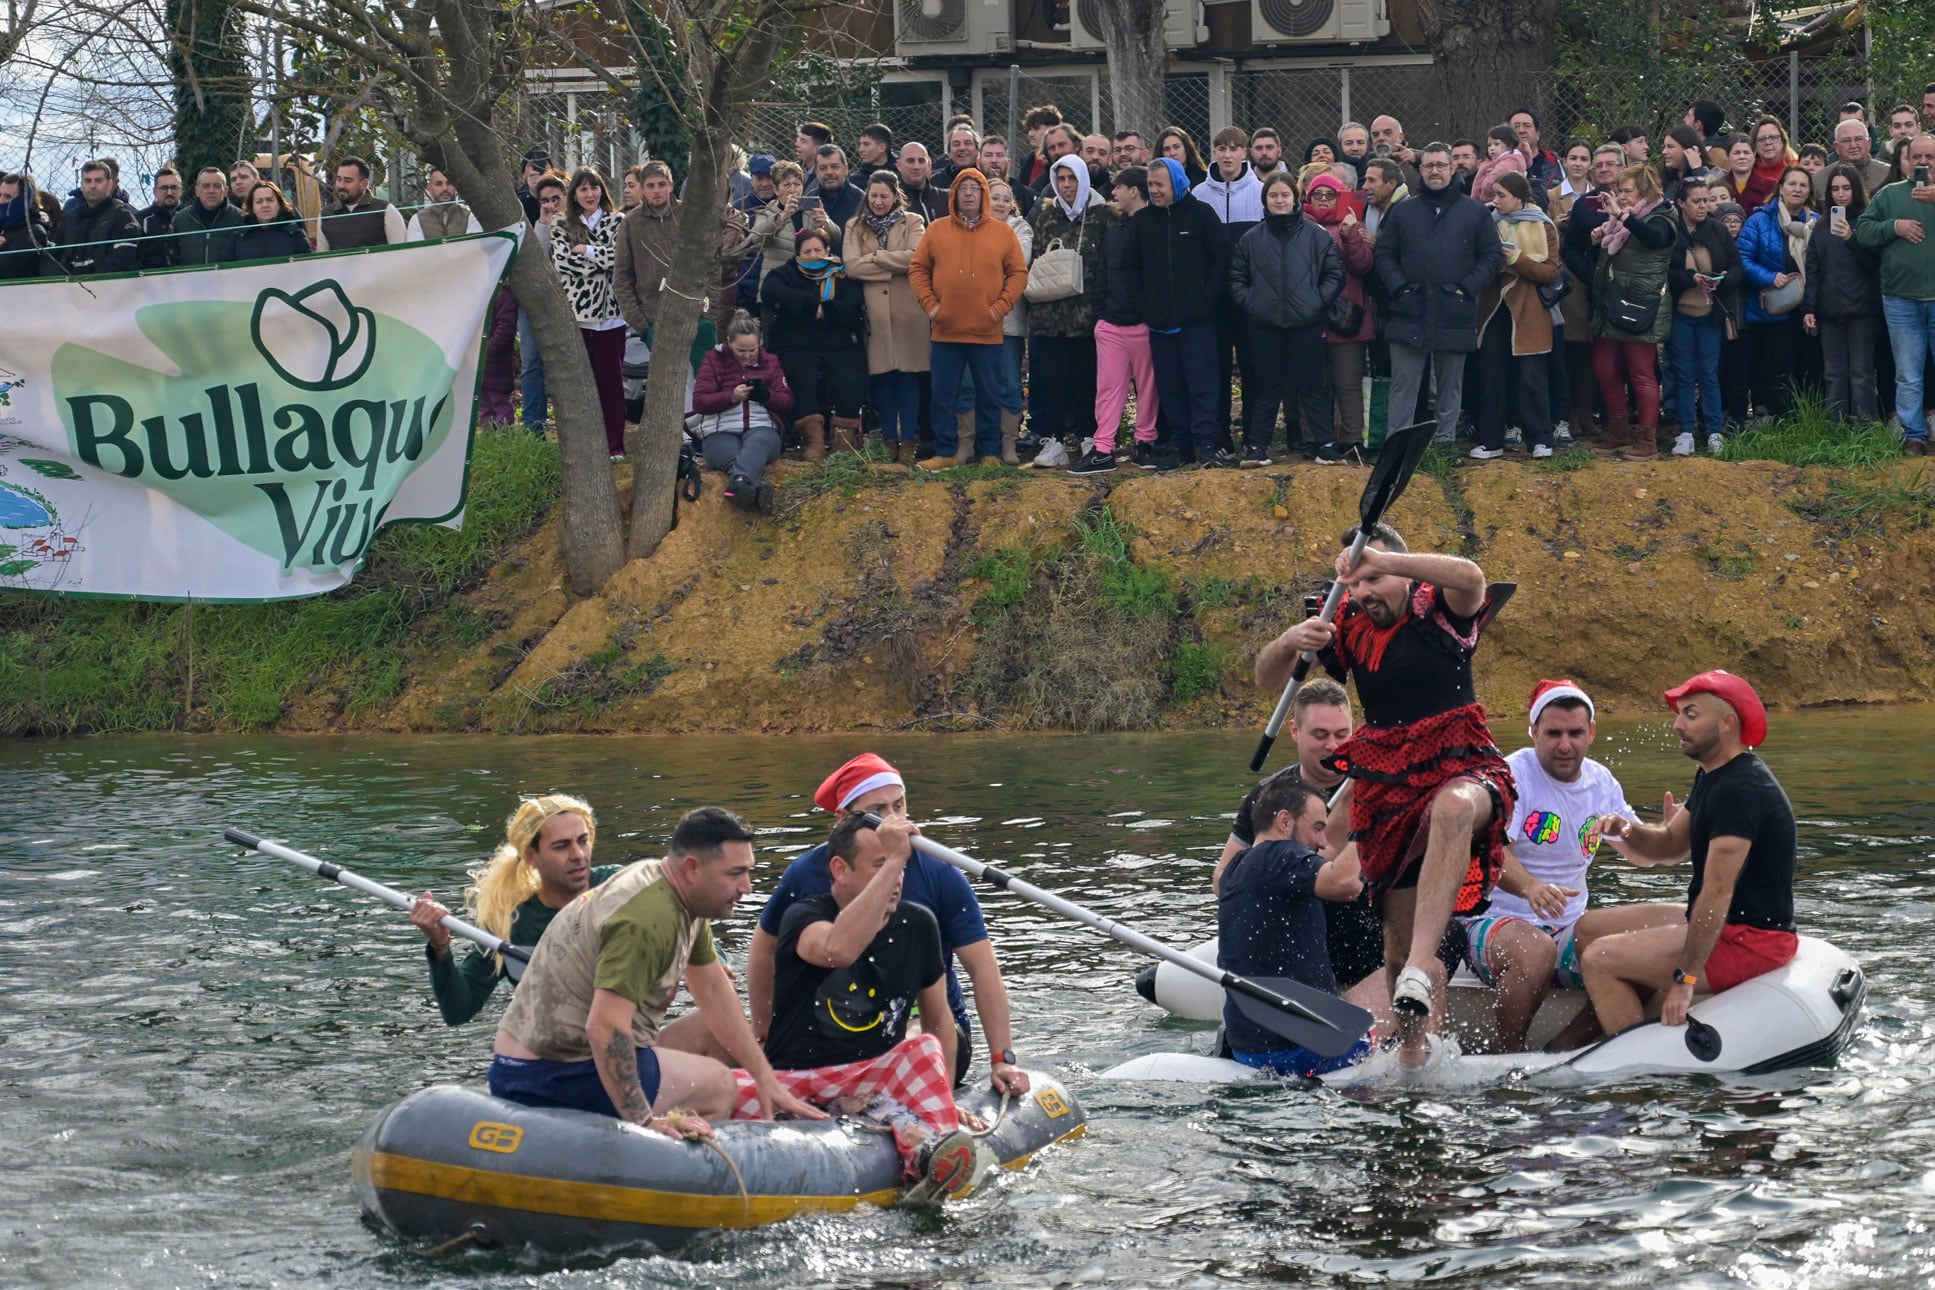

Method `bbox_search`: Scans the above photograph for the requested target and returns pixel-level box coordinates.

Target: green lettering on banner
[50,279,465,574]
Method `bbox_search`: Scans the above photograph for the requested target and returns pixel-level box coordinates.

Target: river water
[3,710,1932,1289]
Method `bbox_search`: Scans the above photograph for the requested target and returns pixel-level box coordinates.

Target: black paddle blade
[1227,976,1375,1058]
[1359,420,1436,529]
[1476,581,1517,633]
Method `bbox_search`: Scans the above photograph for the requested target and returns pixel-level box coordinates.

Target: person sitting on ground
[1571,672,1798,1044]
[489,807,823,1138]
[230,180,313,261]
[410,794,622,1025]
[763,813,990,1201]
[748,754,1031,1096]
[1218,777,1371,1078]
[760,226,867,462]
[689,310,794,513]
[1219,678,1390,1027]
[1461,682,1680,1053]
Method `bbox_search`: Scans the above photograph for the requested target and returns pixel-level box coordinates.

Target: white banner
[0,232,517,600]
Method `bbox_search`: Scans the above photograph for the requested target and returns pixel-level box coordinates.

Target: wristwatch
[994,1049,1018,1066]
[1672,968,1698,987]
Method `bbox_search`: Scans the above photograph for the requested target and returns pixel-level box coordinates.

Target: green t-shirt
[498,858,718,1061]
[424,863,622,1025]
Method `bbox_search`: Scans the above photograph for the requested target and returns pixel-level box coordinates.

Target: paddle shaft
[872,820,1336,1034]
[1250,532,1364,772]
[224,827,530,975]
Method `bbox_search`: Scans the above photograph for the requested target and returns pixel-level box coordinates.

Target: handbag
[1327,293,1366,335]
[1600,265,1662,334]
[1758,277,1804,316]
[1537,261,1573,309]
[1023,206,1088,303]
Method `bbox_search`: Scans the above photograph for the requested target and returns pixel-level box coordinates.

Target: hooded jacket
[1123,159,1230,331]
[1371,179,1505,353]
[54,195,141,276]
[1230,207,1344,330]
[1197,161,1266,245]
[1091,203,1144,327]
[908,168,1028,346]
[1028,155,1107,336]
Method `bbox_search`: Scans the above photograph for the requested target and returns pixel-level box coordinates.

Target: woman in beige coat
[843,172,930,461]
[1471,171,1560,459]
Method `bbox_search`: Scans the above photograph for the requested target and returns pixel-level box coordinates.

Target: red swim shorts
[1705,924,1799,994]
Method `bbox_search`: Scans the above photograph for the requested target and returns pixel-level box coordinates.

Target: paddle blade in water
[1227,977,1375,1058]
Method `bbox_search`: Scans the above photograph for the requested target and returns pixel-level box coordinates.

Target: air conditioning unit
[1249,0,1388,43]
[1068,0,1206,50]
[894,0,1014,57]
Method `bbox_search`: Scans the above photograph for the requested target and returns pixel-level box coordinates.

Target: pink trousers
[1093,320,1158,453]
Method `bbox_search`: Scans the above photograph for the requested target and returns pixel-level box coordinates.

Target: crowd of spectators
[8,81,1935,515]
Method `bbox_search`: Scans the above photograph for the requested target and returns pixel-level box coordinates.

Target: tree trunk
[428,1,627,595]
[1416,0,1560,139]
[1097,0,1167,142]
[625,15,787,560]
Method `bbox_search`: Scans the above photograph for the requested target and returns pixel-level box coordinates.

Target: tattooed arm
[586,987,675,1134]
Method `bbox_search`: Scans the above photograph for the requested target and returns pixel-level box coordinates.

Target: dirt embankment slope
[297,457,1935,734]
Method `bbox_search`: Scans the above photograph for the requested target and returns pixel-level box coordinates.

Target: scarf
[862,207,904,241]
[796,255,844,302]
[1599,196,1662,255]
[1304,174,1351,227]
[1264,208,1304,236]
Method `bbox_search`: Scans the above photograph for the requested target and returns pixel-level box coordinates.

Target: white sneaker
[1468,445,1504,461]
[1707,433,1725,455]
[1553,420,1573,447]
[1029,440,1070,468]
[1392,964,1434,1018]
[1671,432,1695,457]
[1531,443,1554,459]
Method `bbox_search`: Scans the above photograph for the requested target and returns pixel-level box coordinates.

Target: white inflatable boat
[1109,934,1865,1082]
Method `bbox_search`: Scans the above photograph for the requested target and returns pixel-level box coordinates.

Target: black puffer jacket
[1124,192,1229,330]
[1091,207,1143,326]
[1801,217,1882,321]
[54,196,141,276]
[1230,210,1344,329]
[1372,183,1504,353]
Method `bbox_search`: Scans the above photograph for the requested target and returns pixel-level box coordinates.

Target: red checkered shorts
[731,1032,960,1142]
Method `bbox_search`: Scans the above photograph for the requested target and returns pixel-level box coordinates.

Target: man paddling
[1255,522,1515,1066]
[1577,672,1798,1035]
[748,754,1030,1095]
[759,812,988,1201]
[409,794,621,1025]
[1218,678,1390,1025]
[1463,682,1679,1051]
[1219,778,1373,1077]
[489,807,823,1138]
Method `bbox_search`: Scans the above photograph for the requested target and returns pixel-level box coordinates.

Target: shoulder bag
[1024,207,1088,303]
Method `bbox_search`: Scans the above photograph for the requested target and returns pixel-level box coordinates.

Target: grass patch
[1532,446,1596,472]
[1803,466,1935,534]
[965,548,1034,624]
[1697,542,1758,580]
[1417,442,1458,479]
[0,429,560,734]
[1719,395,1902,468]
[1187,576,1240,611]
[1169,641,1227,704]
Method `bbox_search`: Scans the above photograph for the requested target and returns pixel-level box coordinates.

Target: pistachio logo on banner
[53,279,455,573]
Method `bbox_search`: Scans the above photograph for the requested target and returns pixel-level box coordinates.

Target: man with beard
[1577,672,1798,1038]
[1256,522,1515,1067]
[1249,128,1285,178]
[135,167,184,268]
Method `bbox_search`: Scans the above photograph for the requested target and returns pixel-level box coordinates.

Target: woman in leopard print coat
[551,168,629,458]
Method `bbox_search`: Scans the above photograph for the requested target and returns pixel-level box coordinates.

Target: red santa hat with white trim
[1528,678,1594,729]
[813,753,905,813]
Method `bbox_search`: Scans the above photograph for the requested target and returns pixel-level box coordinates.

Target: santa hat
[1528,678,1594,728]
[814,753,905,813]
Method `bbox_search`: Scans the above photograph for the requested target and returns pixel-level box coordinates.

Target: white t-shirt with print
[1486,746,1634,930]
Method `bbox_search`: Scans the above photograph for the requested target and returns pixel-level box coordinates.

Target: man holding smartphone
[1857,134,1935,456]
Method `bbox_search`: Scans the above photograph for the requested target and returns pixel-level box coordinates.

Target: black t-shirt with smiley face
[766,893,946,1070]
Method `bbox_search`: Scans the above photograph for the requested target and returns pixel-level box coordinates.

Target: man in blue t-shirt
[747,753,1030,1095]
[1220,776,1372,1077]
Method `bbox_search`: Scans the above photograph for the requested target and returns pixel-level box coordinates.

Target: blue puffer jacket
[1737,202,1818,325]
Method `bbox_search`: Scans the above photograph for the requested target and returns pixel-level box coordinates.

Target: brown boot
[1619,424,1660,460]
[830,417,863,456]
[888,440,906,464]
[1000,410,1022,465]
[797,414,827,464]
[1592,417,1631,457]
[954,412,976,464]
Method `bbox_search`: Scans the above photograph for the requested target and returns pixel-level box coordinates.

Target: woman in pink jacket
[1303,173,1374,458]
[689,311,795,512]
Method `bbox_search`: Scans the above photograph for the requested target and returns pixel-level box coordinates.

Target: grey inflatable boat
[354,1072,1086,1255]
